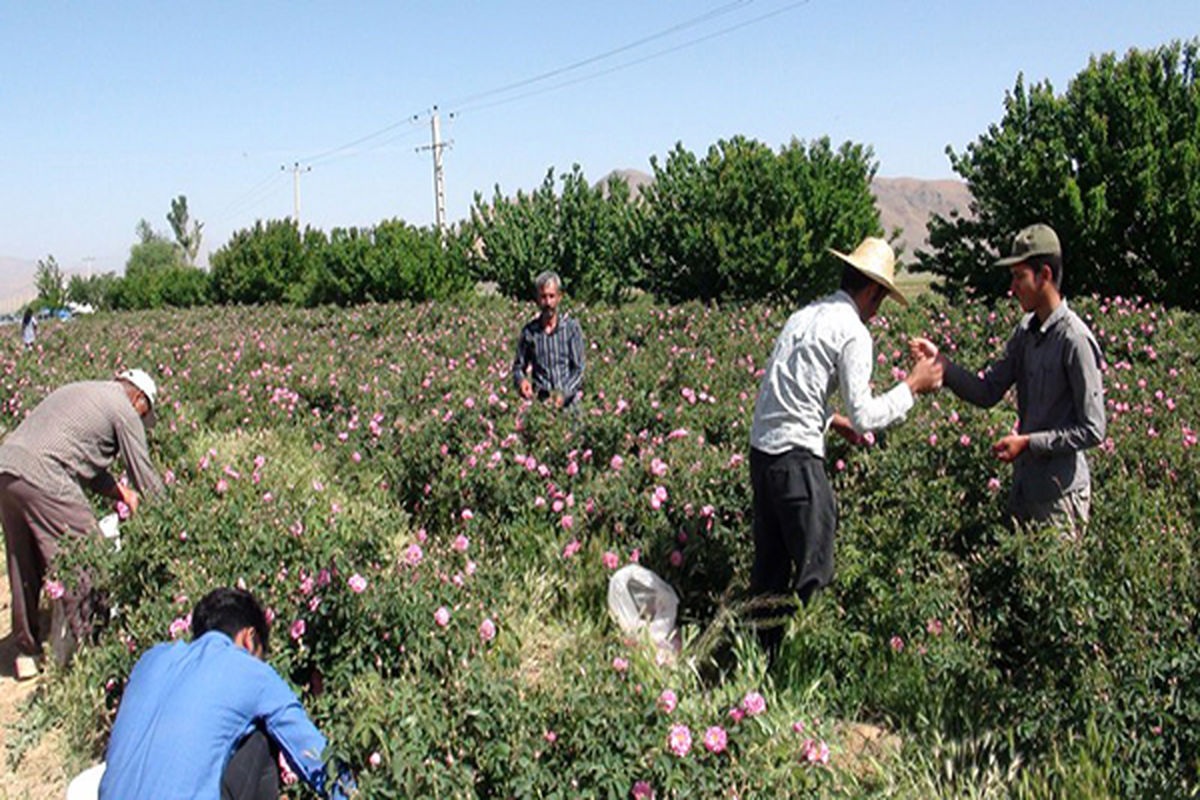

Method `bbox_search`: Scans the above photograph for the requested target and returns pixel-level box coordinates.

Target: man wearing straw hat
[748,237,942,656]
[0,369,163,679]
[910,223,1105,530]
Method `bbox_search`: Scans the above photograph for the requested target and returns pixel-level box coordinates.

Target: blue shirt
[512,314,586,403]
[100,631,333,800]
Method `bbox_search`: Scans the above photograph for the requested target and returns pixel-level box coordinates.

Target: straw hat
[830,237,908,306]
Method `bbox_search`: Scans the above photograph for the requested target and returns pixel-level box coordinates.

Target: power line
[452,0,812,117]
[443,0,753,109]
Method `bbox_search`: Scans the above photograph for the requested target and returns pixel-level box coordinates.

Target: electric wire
[452,0,811,117]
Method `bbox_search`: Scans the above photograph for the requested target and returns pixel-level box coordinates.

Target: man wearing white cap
[749,238,942,656]
[0,369,163,679]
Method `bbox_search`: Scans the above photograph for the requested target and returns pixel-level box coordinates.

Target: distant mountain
[0,257,38,314]
[870,177,972,261]
[595,171,971,262]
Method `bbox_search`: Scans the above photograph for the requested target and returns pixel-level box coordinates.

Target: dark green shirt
[943,301,1106,505]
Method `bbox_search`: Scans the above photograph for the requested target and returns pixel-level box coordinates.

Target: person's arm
[256,666,342,797]
[939,327,1020,409]
[837,328,915,433]
[512,325,533,395]
[562,319,585,400]
[115,416,165,498]
[1027,333,1107,455]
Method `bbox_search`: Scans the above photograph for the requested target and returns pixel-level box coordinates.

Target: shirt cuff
[1026,431,1050,453]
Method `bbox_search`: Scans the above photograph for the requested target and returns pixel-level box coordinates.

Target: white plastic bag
[66,763,105,800]
[607,564,682,654]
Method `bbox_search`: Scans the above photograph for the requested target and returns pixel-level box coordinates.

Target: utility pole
[281,162,312,229]
[417,107,452,234]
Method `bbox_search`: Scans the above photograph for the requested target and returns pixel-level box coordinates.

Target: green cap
[996,223,1061,266]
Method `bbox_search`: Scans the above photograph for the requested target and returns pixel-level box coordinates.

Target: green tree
[67,272,120,310]
[112,220,208,309]
[920,39,1200,307]
[640,136,883,304]
[167,195,204,266]
[466,165,643,304]
[34,255,66,309]
[209,219,308,305]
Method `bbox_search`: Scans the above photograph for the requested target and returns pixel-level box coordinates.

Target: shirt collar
[1022,299,1069,336]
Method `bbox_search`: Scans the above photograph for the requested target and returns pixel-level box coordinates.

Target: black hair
[192,587,270,654]
[840,264,885,298]
[1032,253,1063,288]
[21,308,32,325]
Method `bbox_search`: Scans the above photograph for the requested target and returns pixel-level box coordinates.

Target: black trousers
[748,447,838,653]
[222,730,280,800]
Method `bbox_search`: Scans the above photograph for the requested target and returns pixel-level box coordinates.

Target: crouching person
[100,587,354,799]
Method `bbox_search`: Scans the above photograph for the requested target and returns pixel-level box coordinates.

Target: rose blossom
[703,725,728,753]
[741,691,766,716]
[479,617,497,643]
[667,723,692,757]
[434,606,451,627]
[657,689,678,714]
[348,573,368,593]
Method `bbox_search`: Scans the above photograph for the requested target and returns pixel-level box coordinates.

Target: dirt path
[0,568,69,800]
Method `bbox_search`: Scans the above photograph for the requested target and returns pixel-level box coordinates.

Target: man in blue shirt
[512,271,586,408]
[100,587,352,799]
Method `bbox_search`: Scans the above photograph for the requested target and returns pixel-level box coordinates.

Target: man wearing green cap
[911,223,1106,529]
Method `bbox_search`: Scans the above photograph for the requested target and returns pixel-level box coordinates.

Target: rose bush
[4,291,1197,796]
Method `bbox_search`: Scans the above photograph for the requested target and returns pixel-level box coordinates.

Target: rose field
[3,291,1199,798]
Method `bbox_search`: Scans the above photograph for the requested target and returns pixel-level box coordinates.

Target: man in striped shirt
[0,369,163,679]
[512,271,585,409]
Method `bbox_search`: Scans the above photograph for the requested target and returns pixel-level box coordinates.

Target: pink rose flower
[45,579,65,600]
[348,573,368,593]
[657,689,677,714]
[453,534,470,552]
[667,723,692,757]
[479,617,497,643]
[631,780,655,799]
[602,551,620,570]
[612,656,629,672]
[434,606,451,627]
[703,725,728,753]
[289,619,305,641]
[741,691,766,716]
[404,543,424,567]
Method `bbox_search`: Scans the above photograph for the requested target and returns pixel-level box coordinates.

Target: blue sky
[2,1,1197,280]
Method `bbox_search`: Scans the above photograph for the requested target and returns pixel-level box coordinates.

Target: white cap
[118,369,158,427]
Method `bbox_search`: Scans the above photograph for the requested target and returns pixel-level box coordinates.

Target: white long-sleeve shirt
[750,291,913,457]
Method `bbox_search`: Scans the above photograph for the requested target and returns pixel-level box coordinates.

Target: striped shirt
[512,314,586,404]
[0,380,163,506]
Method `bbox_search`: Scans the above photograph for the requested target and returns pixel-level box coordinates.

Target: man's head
[192,587,270,659]
[996,224,1063,314]
[117,368,157,428]
[832,237,907,321]
[533,271,562,318]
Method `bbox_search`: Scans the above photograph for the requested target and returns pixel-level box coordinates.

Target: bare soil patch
[0,568,69,800]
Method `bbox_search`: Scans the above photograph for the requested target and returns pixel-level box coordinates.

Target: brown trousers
[0,475,97,656]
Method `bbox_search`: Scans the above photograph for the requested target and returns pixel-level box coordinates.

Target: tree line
[41,38,1200,313]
